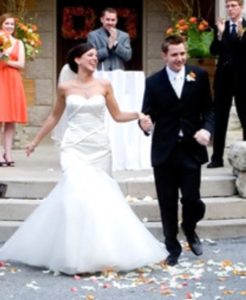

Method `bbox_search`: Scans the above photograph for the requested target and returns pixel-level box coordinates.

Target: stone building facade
[18,0,245,142]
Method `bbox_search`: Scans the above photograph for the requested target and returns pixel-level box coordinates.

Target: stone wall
[15,0,56,146]
[144,0,169,75]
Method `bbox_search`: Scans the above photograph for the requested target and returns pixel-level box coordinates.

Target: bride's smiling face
[77,48,98,72]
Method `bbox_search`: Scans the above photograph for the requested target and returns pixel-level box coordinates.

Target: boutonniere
[186,71,196,82]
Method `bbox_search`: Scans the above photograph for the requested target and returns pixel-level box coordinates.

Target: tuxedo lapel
[180,65,195,100]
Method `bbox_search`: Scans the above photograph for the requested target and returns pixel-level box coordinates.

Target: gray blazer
[87,27,132,70]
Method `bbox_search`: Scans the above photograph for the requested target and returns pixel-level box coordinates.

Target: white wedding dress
[0,94,166,275]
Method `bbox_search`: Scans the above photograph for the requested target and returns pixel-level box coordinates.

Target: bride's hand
[25,142,36,157]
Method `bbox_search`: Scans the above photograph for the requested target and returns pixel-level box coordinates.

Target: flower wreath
[117,8,137,40]
[62,7,96,40]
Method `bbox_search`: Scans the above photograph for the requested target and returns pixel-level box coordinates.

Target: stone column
[228,142,246,198]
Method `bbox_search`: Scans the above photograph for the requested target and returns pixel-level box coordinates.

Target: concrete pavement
[0,237,246,300]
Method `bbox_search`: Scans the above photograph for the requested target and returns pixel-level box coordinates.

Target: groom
[140,35,214,266]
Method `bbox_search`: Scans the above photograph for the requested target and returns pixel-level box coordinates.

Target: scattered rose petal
[70,287,78,292]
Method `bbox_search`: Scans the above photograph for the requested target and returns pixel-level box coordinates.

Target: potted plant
[162,0,216,89]
[166,16,214,59]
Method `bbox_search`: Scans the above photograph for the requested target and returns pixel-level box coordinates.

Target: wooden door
[57,0,143,76]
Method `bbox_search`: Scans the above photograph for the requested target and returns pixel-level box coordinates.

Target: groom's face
[162,43,187,72]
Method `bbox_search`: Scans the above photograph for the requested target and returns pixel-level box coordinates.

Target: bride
[0,43,166,275]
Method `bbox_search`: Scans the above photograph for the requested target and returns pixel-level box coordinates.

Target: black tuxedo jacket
[210,19,246,91]
[142,65,214,167]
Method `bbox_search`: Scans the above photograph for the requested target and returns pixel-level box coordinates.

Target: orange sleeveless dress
[0,40,27,123]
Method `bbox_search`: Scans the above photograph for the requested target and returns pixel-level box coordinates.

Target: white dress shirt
[166,66,185,137]
[166,66,185,98]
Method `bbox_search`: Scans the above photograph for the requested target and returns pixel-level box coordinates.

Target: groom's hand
[194,129,211,146]
[139,114,153,134]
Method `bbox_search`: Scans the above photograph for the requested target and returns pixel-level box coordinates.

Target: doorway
[57,0,143,75]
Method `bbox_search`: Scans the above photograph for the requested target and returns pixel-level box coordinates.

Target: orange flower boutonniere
[186,71,196,82]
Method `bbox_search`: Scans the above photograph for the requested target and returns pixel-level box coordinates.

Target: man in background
[87,7,132,70]
[207,0,246,168]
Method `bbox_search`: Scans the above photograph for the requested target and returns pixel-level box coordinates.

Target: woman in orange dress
[0,13,27,167]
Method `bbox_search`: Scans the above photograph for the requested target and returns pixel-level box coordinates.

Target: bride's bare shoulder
[58,79,77,92]
[97,78,111,89]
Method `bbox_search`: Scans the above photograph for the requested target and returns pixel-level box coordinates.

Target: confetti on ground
[1,241,246,299]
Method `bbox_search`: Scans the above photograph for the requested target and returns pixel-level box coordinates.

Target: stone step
[0,196,245,222]
[1,218,246,243]
[147,219,246,241]
[1,172,236,199]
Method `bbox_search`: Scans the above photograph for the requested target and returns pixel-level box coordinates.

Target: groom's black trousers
[153,141,205,255]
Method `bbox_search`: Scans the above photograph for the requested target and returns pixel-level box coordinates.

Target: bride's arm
[25,86,66,156]
[104,80,143,122]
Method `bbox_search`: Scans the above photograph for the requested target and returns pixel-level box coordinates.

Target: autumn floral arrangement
[61,6,137,41]
[62,7,96,40]
[0,29,12,60]
[163,0,214,58]
[14,18,42,60]
[117,8,137,39]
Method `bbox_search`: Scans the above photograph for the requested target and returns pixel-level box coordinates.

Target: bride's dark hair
[67,42,95,73]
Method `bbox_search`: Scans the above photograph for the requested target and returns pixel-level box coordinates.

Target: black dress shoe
[207,161,224,168]
[186,232,203,256]
[165,254,179,266]
[181,224,203,256]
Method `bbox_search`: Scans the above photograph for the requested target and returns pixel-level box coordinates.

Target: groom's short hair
[161,35,185,54]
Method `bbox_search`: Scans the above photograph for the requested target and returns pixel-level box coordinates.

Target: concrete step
[1,196,246,242]
[0,197,245,222]
[1,172,236,199]
[147,219,246,240]
[1,218,246,243]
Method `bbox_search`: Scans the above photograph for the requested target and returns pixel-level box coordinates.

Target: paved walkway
[1,237,246,300]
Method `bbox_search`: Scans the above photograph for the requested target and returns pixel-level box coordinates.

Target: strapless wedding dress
[0,95,166,275]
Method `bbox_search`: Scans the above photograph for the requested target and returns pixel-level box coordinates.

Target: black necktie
[231,23,237,39]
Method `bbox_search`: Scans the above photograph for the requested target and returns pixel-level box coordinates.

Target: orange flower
[180,24,189,32]
[178,19,187,26]
[166,27,174,35]
[189,17,197,24]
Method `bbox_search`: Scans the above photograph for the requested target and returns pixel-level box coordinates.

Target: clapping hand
[108,28,117,49]
[217,18,226,35]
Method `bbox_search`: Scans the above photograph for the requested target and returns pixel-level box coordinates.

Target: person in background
[87,7,132,70]
[140,35,214,266]
[0,13,27,167]
[207,0,246,168]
